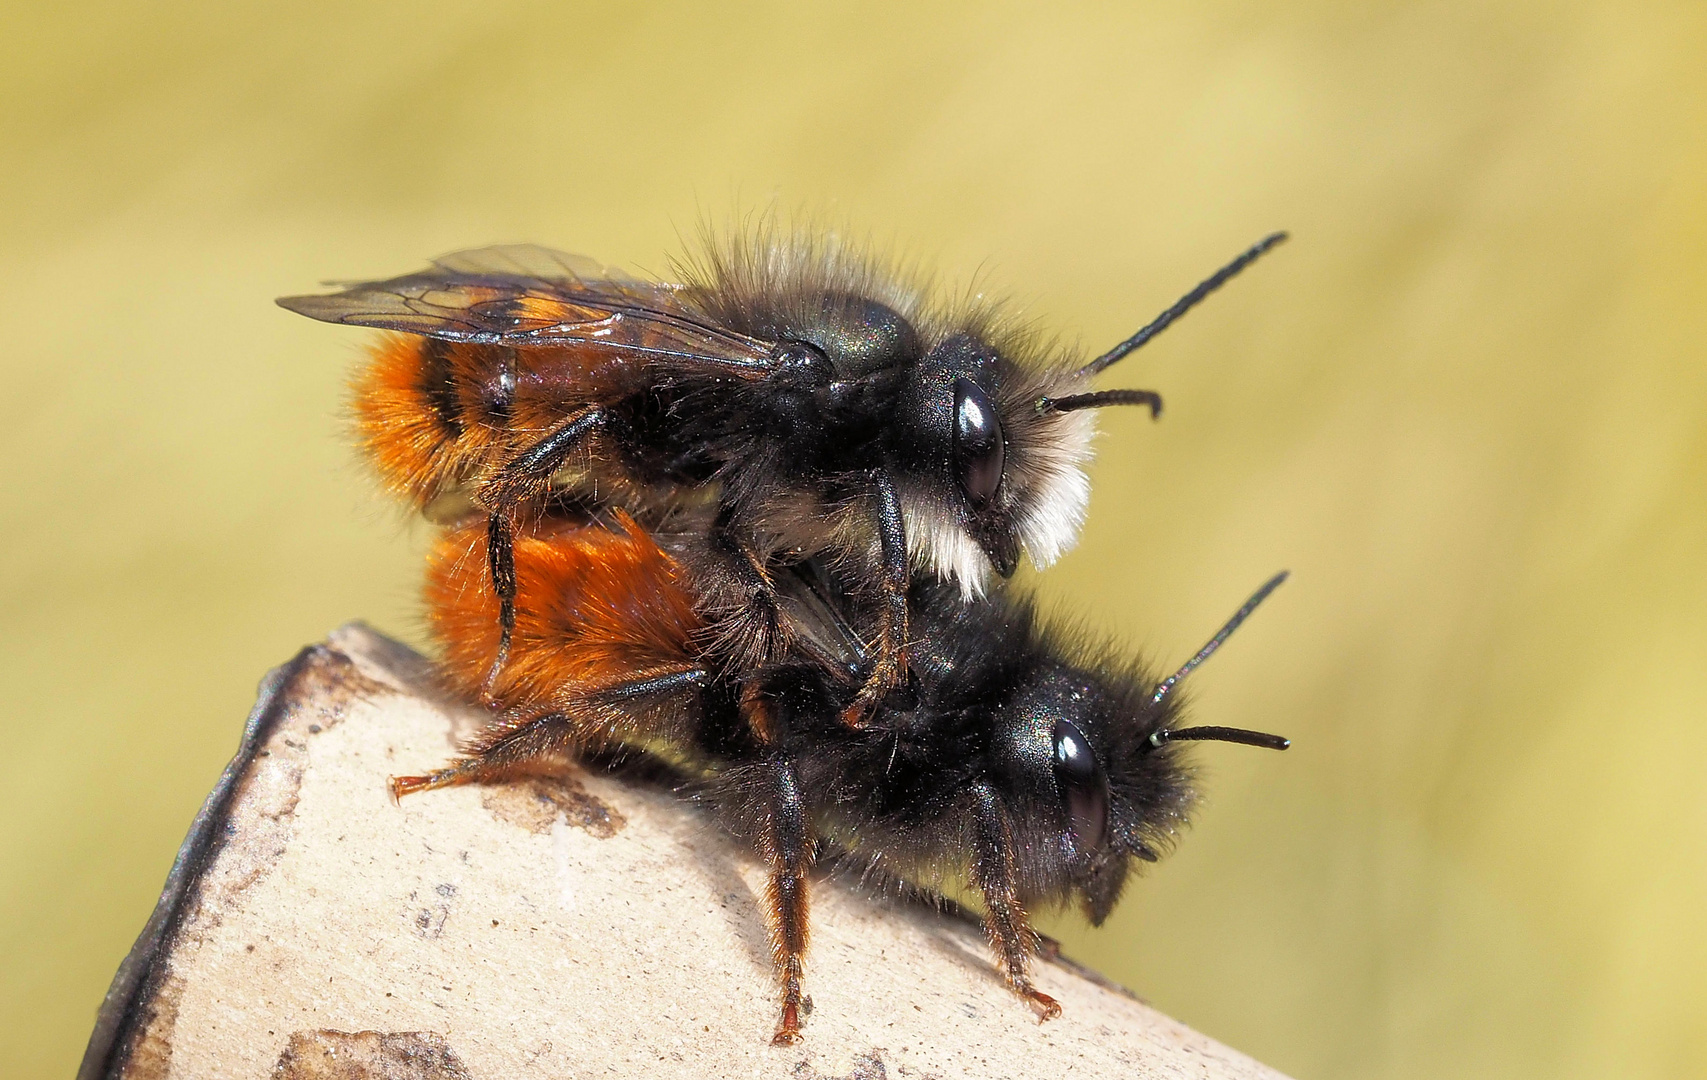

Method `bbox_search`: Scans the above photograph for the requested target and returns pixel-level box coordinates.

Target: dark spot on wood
[414,907,448,938]
[790,1050,895,1080]
[271,1030,472,1079]
[480,775,625,838]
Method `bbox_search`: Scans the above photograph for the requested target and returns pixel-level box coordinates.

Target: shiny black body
[667,565,1288,1041]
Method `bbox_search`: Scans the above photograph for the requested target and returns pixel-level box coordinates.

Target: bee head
[896,231,1290,596]
[686,225,1286,597]
[994,660,1192,924]
[981,573,1291,923]
[757,308,1110,596]
[897,332,1104,596]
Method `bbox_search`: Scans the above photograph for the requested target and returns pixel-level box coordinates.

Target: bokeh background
[4,2,1704,1077]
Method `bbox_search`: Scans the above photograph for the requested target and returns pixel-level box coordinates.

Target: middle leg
[475,405,614,703]
[702,505,792,668]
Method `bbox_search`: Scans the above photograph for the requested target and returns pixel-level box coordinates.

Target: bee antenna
[1035,389,1163,418]
[1150,570,1289,706]
[1077,231,1289,379]
[1146,726,1291,752]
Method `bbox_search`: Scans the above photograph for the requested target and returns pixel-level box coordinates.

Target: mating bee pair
[280,224,1290,1044]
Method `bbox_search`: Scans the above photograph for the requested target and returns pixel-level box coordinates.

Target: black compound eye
[952,377,1005,507]
[1052,719,1109,853]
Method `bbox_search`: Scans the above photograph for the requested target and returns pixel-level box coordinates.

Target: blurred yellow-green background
[4,2,1705,1077]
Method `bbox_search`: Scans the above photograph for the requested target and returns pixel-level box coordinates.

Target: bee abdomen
[352,335,507,509]
[417,338,465,437]
[426,515,705,713]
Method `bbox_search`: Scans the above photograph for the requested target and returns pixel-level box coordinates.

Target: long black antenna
[1036,388,1163,418]
[1077,231,1289,379]
[1151,570,1289,706]
[1147,725,1290,752]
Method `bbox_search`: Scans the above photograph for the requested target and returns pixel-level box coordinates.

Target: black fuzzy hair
[702,579,1199,927]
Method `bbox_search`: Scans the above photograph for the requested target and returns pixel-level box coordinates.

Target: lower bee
[394,512,1290,1044]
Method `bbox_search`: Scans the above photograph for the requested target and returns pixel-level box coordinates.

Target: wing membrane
[278,245,776,375]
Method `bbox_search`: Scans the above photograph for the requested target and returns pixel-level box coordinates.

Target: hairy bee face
[894,332,1097,596]
[992,658,1196,924]
[738,300,1099,594]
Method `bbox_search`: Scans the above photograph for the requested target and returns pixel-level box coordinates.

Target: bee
[278,226,1287,718]
[393,511,1290,1044]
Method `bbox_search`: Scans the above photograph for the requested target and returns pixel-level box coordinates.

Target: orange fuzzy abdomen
[426,514,704,714]
[352,334,647,510]
[352,335,486,508]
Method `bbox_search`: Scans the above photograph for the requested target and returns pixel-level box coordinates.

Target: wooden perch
[80,624,1289,1080]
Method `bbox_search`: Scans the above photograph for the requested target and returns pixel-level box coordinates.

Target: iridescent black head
[985,573,1292,924]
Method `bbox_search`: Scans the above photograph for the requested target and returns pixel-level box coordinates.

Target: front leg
[840,469,909,727]
[968,783,1061,1021]
[695,507,790,670]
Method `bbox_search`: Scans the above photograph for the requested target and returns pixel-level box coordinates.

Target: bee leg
[841,469,909,727]
[482,405,613,508]
[475,406,614,702]
[968,784,1062,1022]
[743,689,815,1046]
[479,511,517,706]
[703,508,789,668]
[762,756,814,1045]
[389,711,575,801]
[396,668,706,800]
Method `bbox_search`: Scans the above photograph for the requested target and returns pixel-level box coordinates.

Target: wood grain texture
[82,624,1287,1080]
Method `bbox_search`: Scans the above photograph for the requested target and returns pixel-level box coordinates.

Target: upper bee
[280,226,1283,712]
[279,230,1126,591]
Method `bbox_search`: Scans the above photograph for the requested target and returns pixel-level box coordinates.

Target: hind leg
[475,405,616,703]
[756,752,815,1045]
[389,712,576,800]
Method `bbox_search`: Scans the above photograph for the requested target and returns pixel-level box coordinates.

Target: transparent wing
[424,244,640,284]
[278,245,777,375]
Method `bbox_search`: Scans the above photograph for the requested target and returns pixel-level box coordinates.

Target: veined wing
[278,244,777,376]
